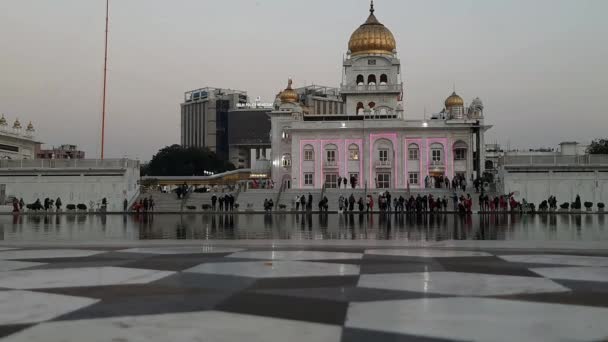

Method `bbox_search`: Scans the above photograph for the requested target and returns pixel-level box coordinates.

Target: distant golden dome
[26,121,34,131]
[0,115,6,126]
[279,78,298,103]
[348,1,396,56]
[13,119,21,129]
[445,92,464,108]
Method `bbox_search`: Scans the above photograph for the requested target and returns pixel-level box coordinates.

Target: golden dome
[26,121,34,131]
[13,119,21,129]
[279,78,299,103]
[445,91,464,108]
[348,1,396,56]
[0,115,6,126]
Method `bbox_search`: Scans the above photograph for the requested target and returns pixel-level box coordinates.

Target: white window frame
[377,173,390,189]
[326,149,336,163]
[304,149,314,161]
[409,172,419,185]
[304,173,314,186]
[349,146,359,160]
[454,148,467,161]
[431,148,442,162]
[379,149,389,162]
[408,148,419,161]
[325,173,338,188]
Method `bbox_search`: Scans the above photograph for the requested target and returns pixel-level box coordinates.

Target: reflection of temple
[270,2,490,190]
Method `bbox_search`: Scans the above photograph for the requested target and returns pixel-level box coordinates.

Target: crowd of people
[132,196,154,213]
[334,175,358,189]
[212,194,236,211]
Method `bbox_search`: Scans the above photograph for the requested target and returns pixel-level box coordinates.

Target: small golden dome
[13,119,21,129]
[26,121,34,131]
[348,1,396,56]
[0,115,6,126]
[279,78,299,103]
[445,92,464,108]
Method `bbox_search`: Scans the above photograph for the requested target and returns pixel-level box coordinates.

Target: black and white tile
[0,245,607,341]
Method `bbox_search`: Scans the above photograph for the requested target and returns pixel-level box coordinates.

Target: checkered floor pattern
[1,245,608,341]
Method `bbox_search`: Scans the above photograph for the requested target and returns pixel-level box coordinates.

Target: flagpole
[101,0,109,159]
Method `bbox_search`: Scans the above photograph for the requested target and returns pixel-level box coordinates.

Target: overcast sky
[1,0,607,160]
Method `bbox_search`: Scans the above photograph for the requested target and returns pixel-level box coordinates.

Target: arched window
[453,141,468,161]
[325,144,338,165]
[367,74,376,85]
[348,144,359,161]
[356,102,364,115]
[380,74,388,84]
[408,143,419,160]
[282,153,292,167]
[430,143,444,162]
[303,145,314,161]
[356,75,364,85]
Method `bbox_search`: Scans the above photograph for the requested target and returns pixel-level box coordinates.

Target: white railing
[375,160,391,168]
[341,84,402,93]
[0,158,139,169]
[323,160,339,168]
[502,154,608,166]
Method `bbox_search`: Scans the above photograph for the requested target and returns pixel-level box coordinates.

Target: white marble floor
[346,297,608,342]
[499,254,608,267]
[119,246,244,255]
[0,267,174,289]
[0,290,97,325]
[358,272,570,296]
[364,249,492,258]
[0,260,44,272]
[531,266,608,282]
[1,311,343,342]
[185,261,360,278]
[226,250,363,261]
[0,249,105,260]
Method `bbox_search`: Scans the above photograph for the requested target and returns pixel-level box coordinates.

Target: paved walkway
[0,242,608,341]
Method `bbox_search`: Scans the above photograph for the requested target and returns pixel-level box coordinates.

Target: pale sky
[1,0,607,160]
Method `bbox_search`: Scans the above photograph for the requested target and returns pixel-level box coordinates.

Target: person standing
[143,197,149,212]
[218,196,224,211]
[19,198,24,211]
[307,193,313,211]
[295,195,300,211]
[211,194,217,211]
[55,197,62,211]
[300,195,306,212]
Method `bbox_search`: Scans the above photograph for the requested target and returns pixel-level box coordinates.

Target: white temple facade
[270,2,491,191]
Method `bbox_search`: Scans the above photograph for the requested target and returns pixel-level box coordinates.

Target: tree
[143,145,235,176]
[587,139,608,154]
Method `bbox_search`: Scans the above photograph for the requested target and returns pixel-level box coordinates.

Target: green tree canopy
[143,145,235,176]
[587,139,608,154]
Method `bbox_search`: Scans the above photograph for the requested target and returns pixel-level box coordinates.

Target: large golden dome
[348,1,396,56]
[445,91,464,108]
[279,78,298,103]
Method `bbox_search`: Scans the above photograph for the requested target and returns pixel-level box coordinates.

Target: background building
[180,87,248,159]
[226,108,271,169]
[0,115,40,160]
[37,144,85,159]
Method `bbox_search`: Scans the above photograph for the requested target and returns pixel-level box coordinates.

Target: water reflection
[1,212,607,242]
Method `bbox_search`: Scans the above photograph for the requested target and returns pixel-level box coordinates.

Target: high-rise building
[180,88,248,159]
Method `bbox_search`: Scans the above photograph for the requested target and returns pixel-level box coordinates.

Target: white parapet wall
[0,159,140,211]
[499,155,608,206]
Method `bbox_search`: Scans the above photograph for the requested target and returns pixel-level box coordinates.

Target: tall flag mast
[100,0,109,159]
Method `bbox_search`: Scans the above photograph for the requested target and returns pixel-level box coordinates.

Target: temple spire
[370,0,375,14]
